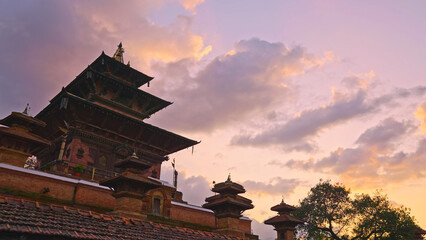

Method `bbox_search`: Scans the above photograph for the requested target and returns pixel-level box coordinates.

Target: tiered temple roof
[264,200,304,226]
[0,44,259,240]
[36,89,197,159]
[33,48,198,170]
[203,176,253,219]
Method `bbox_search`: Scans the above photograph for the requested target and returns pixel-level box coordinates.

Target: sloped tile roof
[0,196,240,240]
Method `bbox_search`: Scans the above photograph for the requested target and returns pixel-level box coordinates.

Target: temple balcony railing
[39,160,118,182]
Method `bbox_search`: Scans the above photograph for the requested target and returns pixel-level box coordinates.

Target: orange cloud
[414,101,426,135]
[286,118,424,189]
[150,38,331,132]
[72,2,211,67]
[179,0,205,10]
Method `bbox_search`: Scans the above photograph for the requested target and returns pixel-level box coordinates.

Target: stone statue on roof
[24,155,38,170]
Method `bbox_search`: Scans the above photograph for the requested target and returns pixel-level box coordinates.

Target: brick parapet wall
[170,201,216,227]
[0,163,114,209]
[0,163,253,236]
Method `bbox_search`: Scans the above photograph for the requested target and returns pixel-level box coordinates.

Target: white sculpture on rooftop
[24,155,38,170]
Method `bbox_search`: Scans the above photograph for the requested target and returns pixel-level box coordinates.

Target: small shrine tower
[203,175,254,238]
[264,200,304,240]
[0,109,50,167]
[100,152,161,219]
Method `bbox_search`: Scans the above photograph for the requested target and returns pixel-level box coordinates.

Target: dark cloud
[250,218,275,240]
[149,38,331,132]
[285,118,425,187]
[371,86,426,108]
[0,1,102,116]
[231,82,426,152]
[231,89,372,151]
[355,118,415,151]
[161,167,301,205]
[0,1,209,118]
[242,177,301,196]
[161,167,212,206]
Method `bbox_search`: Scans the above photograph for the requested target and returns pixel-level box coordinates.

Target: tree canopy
[293,180,419,240]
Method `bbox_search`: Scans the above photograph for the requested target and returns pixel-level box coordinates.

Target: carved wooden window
[76,148,85,159]
[152,196,163,215]
[153,198,161,215]
[98,155,107,168]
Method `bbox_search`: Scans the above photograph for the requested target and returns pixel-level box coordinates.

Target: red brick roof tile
[0,196,242,239]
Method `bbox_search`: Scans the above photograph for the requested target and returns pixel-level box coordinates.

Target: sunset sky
[1,1,425,239]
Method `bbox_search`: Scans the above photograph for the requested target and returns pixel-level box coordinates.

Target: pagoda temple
[0,43,259,239]
[33,43,198,179]
[264,200,304,240]
[203,175,254,238]
[0,109,50,167]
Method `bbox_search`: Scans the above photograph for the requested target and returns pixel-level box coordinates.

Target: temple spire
[113,42,124,63]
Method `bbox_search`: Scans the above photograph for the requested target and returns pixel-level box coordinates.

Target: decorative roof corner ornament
[113,42,125,63]
[131,151,139,159]
[23,103,30,115]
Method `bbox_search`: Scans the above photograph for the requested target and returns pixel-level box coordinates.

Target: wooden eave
[264,214,304,225]
[203,196,253,211]
[100,172,161,188]
[36,91,199,155]
[64,67,171,119]
[212,182,245,194]
[91,52,154,88]
[0,112,46,128]
[0,127,50,146]
[271,202,296,213]
[114,157,152,170]
[71,124,167,162]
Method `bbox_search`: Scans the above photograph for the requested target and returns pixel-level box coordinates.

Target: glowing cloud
[150,38,333,132]
[0,1,211,116]
[414,101,426,135]
[179,0,205,10]
[285,118,425,188]
[231,76,426,152]
[242,177,301,196]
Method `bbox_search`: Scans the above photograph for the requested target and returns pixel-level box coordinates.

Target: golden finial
[23,103,30,115]
[226,173,231,182]
[113,42,124,63]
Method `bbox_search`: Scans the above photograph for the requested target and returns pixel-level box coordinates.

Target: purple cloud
[0,1,210,118]
[231,83,425,152]
[149,38,331,132]
[285,118,425,187]
[242,177,301,196]
[161,167,212,206]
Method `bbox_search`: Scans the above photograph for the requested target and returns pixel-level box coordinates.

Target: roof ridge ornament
[226,173,231,183]
[131,151,139,159]
[113,42,124,63]
[23,103,30,115]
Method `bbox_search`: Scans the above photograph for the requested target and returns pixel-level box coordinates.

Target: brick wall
[0,163,253,236]
[0,163,114,209]
[170,202,216,227]
[239,218,252,234]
